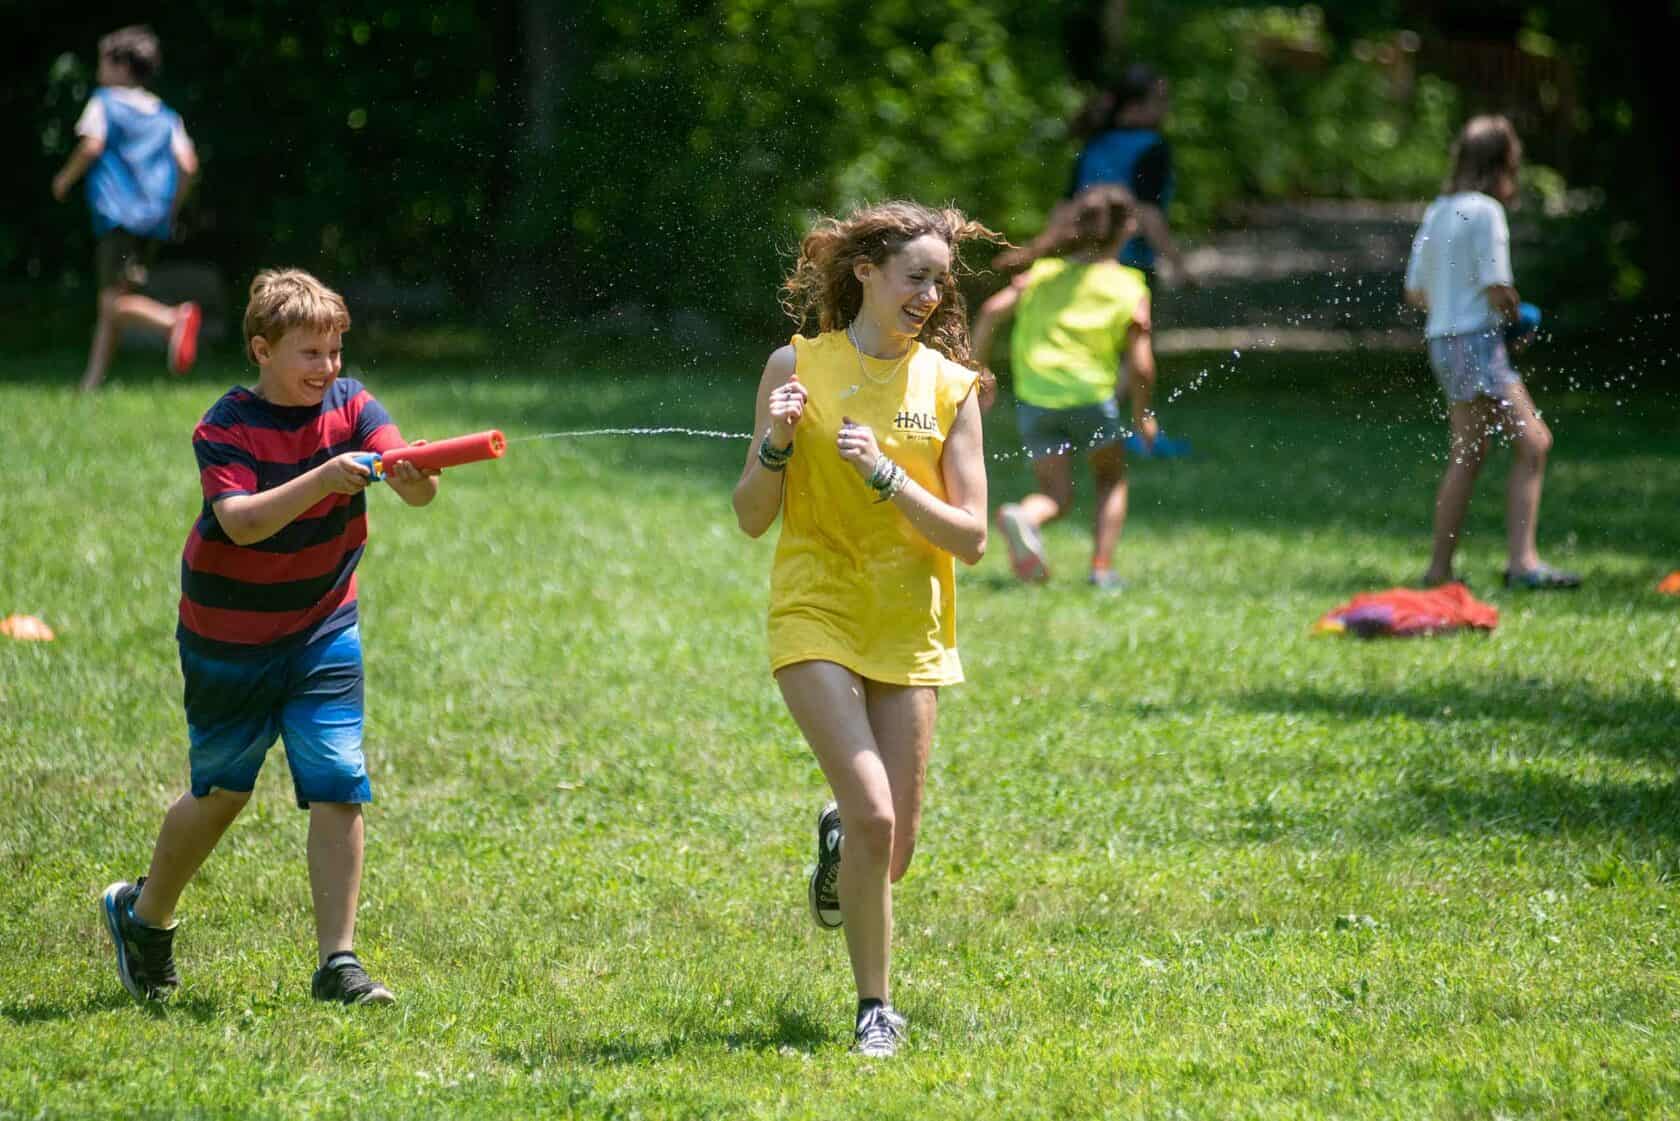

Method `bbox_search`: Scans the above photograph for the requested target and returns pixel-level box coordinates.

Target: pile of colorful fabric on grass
[1313,583,1497,638]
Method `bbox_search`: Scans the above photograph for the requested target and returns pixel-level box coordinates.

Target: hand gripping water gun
[354,429,506,481]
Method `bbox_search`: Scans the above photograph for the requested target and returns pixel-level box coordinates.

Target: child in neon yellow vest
[972,186,1159,589]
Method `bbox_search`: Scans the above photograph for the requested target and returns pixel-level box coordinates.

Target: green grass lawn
[2,344,1676,1119]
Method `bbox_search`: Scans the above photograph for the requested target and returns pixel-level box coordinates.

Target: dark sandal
[1504,563,1581,590]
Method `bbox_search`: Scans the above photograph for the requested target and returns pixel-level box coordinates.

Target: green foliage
[521,0,1080,327]
[2,348,1679,1116]
[27,3,507,292]
[12,1,1669,334]
[1138,4,1461,228]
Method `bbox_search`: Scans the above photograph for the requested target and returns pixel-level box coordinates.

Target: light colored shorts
[1427,330,1522,403]
[1016,398,1123,459]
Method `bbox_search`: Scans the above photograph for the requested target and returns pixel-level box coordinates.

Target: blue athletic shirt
[1071,128,1173,272]
[82,87,184,239]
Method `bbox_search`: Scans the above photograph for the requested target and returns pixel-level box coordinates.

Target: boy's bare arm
[212,454,372,545]
[51,137,103,201]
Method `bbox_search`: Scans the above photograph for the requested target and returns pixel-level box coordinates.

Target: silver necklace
[847,323,912,387]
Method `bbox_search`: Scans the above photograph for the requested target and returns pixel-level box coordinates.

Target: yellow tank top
[768,330,979,686]
[1011,257,1147,409]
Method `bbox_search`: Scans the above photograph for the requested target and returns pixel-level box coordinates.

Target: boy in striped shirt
[102,269,439,1006]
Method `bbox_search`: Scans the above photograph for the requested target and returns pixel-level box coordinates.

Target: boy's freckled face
[254,328,344,407]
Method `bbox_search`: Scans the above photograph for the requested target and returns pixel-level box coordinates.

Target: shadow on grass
[497,1004,832,1067]
[1387,768,1680,840]
[0,991,220,1025]
[1241,677,1679,760]
[1236,677,1680,841]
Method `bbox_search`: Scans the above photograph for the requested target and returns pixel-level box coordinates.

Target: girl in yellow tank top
[732,200,998,1058]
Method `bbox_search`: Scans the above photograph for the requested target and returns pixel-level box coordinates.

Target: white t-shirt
[75,87,195,164]
[1404,192,1514,339]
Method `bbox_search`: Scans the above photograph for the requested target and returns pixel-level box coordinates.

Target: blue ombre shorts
[179,625,370,808]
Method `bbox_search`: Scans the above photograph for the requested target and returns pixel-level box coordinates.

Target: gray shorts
[1427,330,1522,403]
[1016,398,1122,459]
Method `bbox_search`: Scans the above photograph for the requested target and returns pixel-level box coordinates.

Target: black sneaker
[311,952,395,1006]
[808,801,843,930]
[101,879,179,1002]
[853,1004,907,1058]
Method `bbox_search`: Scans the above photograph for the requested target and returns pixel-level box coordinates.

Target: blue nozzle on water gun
[352,453,386,483]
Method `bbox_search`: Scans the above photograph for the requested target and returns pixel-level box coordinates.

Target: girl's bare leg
[1493,382,1553,574]
[1088,442,1129,572]
[777,661,897,1002]
[1424,400,1493,584]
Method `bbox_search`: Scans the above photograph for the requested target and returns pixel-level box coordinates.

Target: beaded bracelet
[880,462,908,502]
[757,430,793,471]
[868,457,908,503]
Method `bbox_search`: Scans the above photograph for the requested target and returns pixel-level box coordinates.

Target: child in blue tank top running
[51,26,203,392]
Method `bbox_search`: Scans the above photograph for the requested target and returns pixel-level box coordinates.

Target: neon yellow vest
[1011,257,1147,409]
[768,330,978,686]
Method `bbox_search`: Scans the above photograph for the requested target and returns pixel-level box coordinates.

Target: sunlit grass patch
[2,349,1676,1119]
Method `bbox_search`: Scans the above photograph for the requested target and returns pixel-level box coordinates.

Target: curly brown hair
[779,200,1003,371]
[992,186,1138,273]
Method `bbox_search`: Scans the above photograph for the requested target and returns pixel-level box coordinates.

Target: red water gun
[354,430,506,481]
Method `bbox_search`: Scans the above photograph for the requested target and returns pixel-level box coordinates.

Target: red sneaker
[168,303,202,375]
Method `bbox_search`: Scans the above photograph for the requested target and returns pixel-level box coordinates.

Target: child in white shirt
[1404,115,1579,590]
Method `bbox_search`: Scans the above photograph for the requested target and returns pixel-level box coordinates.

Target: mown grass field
[2,342,1677,1119]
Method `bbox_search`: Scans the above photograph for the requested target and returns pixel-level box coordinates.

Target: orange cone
[1,614,55,641]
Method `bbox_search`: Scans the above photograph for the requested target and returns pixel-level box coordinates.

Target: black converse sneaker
[852,1003,908,1058]
[808,801,843,930]
[101,879,180,1002]
[311,952,395,1006]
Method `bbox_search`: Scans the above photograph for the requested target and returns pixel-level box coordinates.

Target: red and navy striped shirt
[178,378,404,654]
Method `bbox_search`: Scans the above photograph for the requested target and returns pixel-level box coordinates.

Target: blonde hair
[1446,115,1522,197]
[993,186,1138,273]
[243,269,351,363]
[780,200,1002,370]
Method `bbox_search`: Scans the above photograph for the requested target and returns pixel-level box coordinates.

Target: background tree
[5,1,1672,344]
